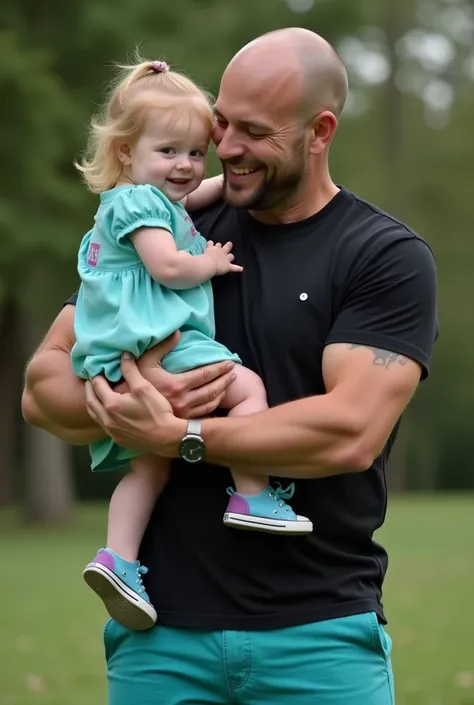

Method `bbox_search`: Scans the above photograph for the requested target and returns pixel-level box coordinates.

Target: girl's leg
[84,455,171,630]
[107,454,171,561]
[220,365,313,535]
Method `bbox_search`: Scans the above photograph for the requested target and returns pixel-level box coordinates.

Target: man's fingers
[140,332,180,367]
[179,360,235,393]
[90,375,117,407]
[121,353,153,395]
[173,369,236,417]
[85,380,109,423]
[186,392,228,419]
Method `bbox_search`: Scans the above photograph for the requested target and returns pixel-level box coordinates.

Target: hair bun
[150,61,169,73]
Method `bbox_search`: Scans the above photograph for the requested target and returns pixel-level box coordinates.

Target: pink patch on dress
[87,242,101,267]
[184,215,197,236]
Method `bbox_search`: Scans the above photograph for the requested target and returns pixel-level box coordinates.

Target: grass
[1,496,474,705]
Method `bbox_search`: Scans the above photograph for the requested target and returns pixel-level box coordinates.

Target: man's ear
[308,111,338,156]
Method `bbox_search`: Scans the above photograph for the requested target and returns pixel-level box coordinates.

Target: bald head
[224,28,348,120]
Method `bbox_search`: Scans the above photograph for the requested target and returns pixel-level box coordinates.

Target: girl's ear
[117,141,132,166]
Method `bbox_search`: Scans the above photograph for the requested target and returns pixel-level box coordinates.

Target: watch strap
[187,419,202,436]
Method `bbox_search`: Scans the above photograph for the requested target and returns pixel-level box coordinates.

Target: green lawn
[1,496,473,705]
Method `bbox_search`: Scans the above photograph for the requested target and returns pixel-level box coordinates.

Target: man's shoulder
[339,188,435,260]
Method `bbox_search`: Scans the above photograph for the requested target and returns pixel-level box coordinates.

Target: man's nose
[215,127,245,161]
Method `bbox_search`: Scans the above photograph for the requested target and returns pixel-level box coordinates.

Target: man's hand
[85,354,185,457]
[133,332,237,418]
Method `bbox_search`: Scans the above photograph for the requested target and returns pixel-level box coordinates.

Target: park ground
[1,495,473,705]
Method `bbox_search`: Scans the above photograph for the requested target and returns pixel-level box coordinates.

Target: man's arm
[21,305,104,444]
[199,343,421,476]
[22,304,237,444]
[84,342,421,477]
[184,175,223,211]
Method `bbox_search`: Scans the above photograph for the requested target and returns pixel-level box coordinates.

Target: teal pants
[104,612,395,704]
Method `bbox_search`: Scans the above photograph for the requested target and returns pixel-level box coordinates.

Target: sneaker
[223,483,313,535]
[83,548,157,630]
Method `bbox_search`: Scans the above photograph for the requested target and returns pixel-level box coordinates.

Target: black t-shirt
[67,187,438,629]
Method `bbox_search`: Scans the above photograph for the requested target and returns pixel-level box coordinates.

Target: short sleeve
[63,292,78,307]
[110,185,175,244]
[326,235,438,379]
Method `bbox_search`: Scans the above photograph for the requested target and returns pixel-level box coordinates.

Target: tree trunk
[21,308,75,524]
[23,425,75,524]
[0,297,23,506]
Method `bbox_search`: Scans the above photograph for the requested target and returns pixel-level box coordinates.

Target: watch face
[179,436,205,463]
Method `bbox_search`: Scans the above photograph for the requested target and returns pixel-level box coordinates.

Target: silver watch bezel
[179,420,205,463]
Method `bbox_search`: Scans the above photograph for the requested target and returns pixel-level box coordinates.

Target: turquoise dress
[71,184,241,472]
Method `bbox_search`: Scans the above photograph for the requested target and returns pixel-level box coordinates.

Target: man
[23,28,438,705]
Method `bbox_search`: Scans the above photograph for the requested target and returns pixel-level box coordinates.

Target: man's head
[213,28,348,214]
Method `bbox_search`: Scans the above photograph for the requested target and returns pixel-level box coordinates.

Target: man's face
[213,74,309,211]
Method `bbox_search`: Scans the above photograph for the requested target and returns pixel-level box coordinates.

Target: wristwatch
[179,419,206,463]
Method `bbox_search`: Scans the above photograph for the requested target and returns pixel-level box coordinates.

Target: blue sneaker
[223,483,313,535]
[83,548,157,630]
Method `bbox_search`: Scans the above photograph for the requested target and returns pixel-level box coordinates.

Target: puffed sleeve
[109,185,175,245]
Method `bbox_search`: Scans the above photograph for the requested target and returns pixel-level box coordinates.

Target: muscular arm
[22,303,237,445]
[21,305,104,445]
[166,343,421,477]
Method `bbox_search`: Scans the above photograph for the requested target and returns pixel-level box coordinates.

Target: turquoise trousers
[104,611,395,704]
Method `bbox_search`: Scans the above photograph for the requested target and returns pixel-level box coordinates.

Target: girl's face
[118,109,210,201]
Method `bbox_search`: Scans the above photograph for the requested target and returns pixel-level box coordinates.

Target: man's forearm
[163,395,367,479]
[22,350,105,445]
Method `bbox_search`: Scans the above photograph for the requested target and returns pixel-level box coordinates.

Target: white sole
[83,563,157,630]
[223,512,313,535]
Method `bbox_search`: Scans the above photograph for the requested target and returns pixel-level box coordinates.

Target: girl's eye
[160,147,176,154]
[190,150,204,158]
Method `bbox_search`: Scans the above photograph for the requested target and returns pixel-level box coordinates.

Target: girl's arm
[130,228,218,289]
[183,175,223,211]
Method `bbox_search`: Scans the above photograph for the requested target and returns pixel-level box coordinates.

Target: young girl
[71,57,312,631]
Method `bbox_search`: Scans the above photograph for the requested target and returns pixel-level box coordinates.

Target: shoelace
[135,565,148,594]
[227,482,296,515]
[270,482,295,514]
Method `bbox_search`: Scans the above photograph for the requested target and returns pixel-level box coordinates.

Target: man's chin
[223,184,261,209]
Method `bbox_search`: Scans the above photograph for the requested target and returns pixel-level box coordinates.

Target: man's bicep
[30,304,76,360]
[323,342,421,456]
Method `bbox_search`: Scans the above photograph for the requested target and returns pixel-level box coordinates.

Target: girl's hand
[205,240,243,276]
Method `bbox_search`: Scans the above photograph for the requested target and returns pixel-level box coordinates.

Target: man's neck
[249,173,339,226]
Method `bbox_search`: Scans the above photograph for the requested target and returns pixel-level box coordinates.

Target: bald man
[23,28,438,705]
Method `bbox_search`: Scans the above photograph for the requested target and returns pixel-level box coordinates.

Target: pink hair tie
[150,61,169,73]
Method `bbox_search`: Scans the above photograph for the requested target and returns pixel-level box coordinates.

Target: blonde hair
[75,55,215,193]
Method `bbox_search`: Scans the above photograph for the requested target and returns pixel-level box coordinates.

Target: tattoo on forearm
[347,344,408,369]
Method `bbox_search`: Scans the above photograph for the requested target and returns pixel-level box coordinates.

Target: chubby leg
[84,455,171,630]
[220,365,312,536]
